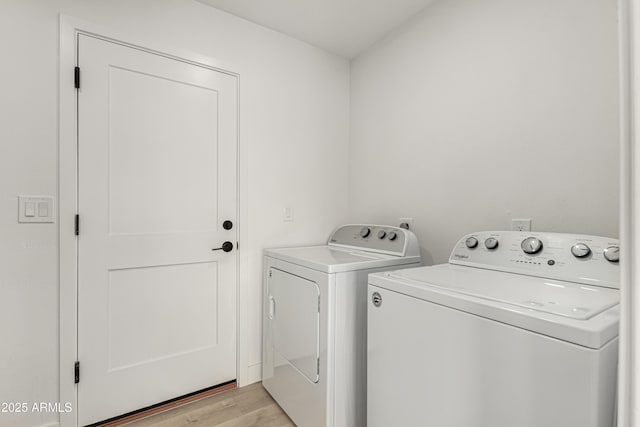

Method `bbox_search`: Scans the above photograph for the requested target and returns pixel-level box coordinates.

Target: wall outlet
[399,217,414,230]
[512,218,531,232]
[283,206,293,222]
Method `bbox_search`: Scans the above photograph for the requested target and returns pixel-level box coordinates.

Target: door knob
[223,220,233,230]
[212,241,234,252]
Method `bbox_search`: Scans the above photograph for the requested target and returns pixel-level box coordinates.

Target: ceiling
[195,0,436,58]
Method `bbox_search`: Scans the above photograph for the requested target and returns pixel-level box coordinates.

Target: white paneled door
[76,34,238,426]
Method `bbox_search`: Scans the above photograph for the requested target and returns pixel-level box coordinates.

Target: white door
[76,34,238,426]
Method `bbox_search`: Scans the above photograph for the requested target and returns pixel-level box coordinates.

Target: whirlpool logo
[453,254,469,259]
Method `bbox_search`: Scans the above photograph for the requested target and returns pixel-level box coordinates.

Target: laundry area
[0,0,636,426]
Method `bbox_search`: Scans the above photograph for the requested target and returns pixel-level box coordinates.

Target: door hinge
[74,361,80,384]
[269,270,272,278]
[74,66,80,89]
[74,214,80,236]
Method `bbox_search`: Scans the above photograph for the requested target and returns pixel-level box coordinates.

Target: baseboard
[244,362,262,386]
[38,422,59,427]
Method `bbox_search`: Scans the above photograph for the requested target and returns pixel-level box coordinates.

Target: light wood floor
[123,383,295,427]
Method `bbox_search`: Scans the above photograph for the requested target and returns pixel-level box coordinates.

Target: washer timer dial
[603,246,620,263]
[571,243,591,258]
[521,237,543,255]
[360,227,371,238]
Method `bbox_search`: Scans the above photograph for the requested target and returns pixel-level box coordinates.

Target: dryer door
[268,268,320,383]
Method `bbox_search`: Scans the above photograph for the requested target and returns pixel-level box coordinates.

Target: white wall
[0,0,622,425]
[350,0,620,265]
[0,1,349,426]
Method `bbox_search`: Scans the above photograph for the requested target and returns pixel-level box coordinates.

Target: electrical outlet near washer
[511,218,531,232]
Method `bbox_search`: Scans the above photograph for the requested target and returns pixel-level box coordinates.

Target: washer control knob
[603,246,620,263]
[465,237,478,249]
[571,243,591,258]
[378,230,387,239]
[360,227,371,238]
[485,237,499,250]
[521,237,543,255]
[388,231,397,241]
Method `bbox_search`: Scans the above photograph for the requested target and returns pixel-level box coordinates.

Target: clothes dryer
[263,224,421,427]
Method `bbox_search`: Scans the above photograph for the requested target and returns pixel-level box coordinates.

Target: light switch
[18,196,54,223]
[38,202,49,217]
[25,202,36,217]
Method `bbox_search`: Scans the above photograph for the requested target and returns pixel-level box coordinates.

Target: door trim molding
[618,0,639,424]
[59,15,244,427]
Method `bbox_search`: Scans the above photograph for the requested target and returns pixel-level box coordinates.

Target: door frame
[59,15,247,427]
[618,0,638,425]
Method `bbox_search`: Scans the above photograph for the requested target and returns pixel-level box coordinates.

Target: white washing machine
[262,224,421,427]
[368,231,620,427]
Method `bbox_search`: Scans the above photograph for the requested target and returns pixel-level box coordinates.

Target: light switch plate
[18,196,55,223]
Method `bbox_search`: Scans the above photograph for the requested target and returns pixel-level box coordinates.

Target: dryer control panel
[328,224,420,257]
[450,231,620,289]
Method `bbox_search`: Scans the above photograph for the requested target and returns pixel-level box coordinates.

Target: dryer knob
[521,237,543,255]
[388,231,397,241]
[603,246,620,263]
[485,238,499,250]
[571,243,591,258]
[372,292,383,307]
[378,230,387,239]
[465,237,478,249]
[360,227,371,238]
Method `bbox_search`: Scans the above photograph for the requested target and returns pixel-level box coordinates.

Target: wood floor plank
[217,404,295,427]
[123,383,294,427]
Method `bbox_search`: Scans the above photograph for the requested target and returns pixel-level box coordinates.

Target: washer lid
[369,264,620,349]
[265,245,420,273]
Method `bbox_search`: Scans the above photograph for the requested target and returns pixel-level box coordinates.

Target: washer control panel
[450,231,620,288]
[328,224,420,257]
